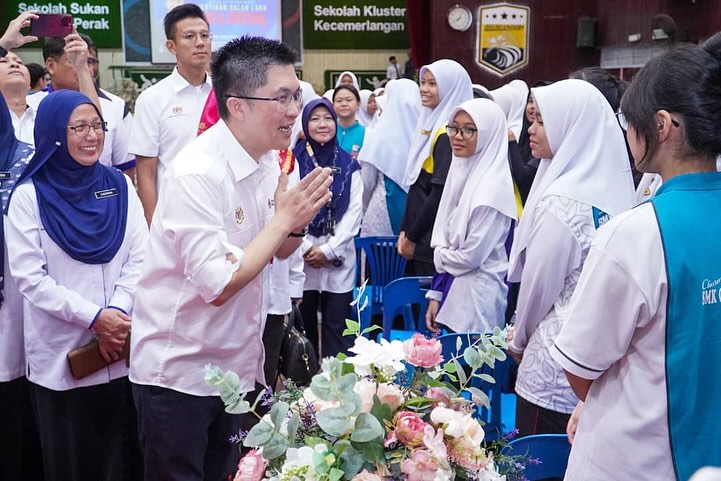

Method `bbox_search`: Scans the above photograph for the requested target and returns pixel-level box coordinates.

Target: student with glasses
[425,99,517,336]
[130,36,332,481]
[129,3,213,225]
[5,89,147,481]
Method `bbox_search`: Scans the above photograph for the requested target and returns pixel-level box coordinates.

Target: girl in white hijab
[335,70,361,92]
[358,78,421,236]
[424,99,517,334]
[506,79,635,436]
[398,59,473,275]
[356,90,377,128]
[491,79,529,139]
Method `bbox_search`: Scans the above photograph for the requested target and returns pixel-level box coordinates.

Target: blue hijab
[9,90,128,264]
[293,98,360,237]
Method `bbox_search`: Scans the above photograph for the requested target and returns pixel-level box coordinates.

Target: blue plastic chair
[502,434,572,480]
[381,276,432,340]
[438,332,511,441]
[355,236,407,317]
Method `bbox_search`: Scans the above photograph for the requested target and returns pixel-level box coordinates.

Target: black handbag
[278,304,319,385]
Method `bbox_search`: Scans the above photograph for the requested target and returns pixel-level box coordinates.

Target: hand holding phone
[30,14,73,38]
[0,11,39,50]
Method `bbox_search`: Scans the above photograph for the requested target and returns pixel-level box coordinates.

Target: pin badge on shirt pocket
[235,207,244,225]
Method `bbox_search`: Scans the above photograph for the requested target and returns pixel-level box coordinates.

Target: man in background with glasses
[130,35,333,481]
[129,3,213,225]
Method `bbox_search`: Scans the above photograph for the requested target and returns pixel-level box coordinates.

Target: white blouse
[6,175,147,390]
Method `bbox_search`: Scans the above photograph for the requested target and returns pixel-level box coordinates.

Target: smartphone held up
[30,14,73,38]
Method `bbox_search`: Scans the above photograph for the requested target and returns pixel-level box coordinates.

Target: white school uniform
[428,99,516,333]
[6,175,147,390]
[129,67,212,189]
[9,104,35,145]
[550,203,673,481]
[130,120,279,397]
[301,171,363,294]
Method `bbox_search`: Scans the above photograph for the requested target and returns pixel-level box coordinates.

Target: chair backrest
[438,332,510,440]
[355,236,407,307]
[502,434,572,480]
[381,276,431,339]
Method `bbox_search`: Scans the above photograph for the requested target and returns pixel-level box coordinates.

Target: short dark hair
[333,84,360,102]
[211,35,298,119]
[569,67,624,112]
[26,63,47,89]
[164,3,208,39]
[389,56,396,62]
[621,36,721,165]
[42,37,66,61]
[79,33,96,53]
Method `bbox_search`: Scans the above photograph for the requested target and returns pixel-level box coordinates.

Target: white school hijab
[323,89,334,101]
[357,89,375,127]
[358,78,421,192]
[431,99,517,249]
[472,83,492,99]
[291,81,320,147]
[490,79,529,138]
[508,79,635,281]
[404,59,473,186]
[335,71,361,91]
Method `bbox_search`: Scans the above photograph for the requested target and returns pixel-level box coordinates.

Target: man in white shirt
[386,55,401,81]
[129,36,333,481]
[129,4,213,225]
[0,50,34,144]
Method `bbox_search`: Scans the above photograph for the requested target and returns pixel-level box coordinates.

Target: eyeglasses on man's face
[446,125,478,140]
[67,121,107,137]
[226,88,304,112]
[177,31,213,43]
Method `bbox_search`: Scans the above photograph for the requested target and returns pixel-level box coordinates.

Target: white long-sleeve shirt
[6,175,147,390]
[301,171,363,293]
[430,206,511,333]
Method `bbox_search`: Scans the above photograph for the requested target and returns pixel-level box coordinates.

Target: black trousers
[300,290,354,358]
[30,377,142,481]
[0,377,44,481]
[263,313,286,388]
[132,382,257,481]
[515,394,571,437]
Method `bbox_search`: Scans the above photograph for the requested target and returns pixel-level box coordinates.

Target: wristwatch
[288,228,308,238]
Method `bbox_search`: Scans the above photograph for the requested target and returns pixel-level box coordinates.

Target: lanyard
[305,142,340,235]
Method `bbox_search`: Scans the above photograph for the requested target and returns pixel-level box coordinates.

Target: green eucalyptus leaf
[262,432,289,460]
[310,374,335,401]
[361,325,382,335]
[455,336,463,352]
[463,346,482,368]
[345,319,360,332]
[330,468,344,481]
[336,373,358,396]
[269,402,289,431]
[466,387,490,408]
[224,397,251,415]
[444,361,457,374]
[453,360,467,385]
[477,373,496,384]
[243,421,274,447]
[351,440,385,463]
[350,413,384,442]
[370,395,393,425]
[488,345,507,361]
[287,412,300,441]
[303,436,328,450]
[316,407,354,436]
[340,445,366,478]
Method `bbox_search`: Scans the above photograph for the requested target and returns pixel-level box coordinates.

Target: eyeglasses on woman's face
[446,125,478,140]
[67,121,107,137]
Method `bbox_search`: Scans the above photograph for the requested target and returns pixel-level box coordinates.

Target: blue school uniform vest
[651,172,721,481]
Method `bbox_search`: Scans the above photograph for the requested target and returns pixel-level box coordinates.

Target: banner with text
[304,1,409,50]
[5,0,123,48]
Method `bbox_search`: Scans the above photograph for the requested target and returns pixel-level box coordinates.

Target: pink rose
[392,411,428,447]
[351,470,382,481]
[401,450,439,481]
[355,380,405,413]
[403,334,443,368]
[426,387,452,408]
[234,449,267,481]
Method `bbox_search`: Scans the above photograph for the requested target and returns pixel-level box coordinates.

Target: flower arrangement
[205,288,530,481]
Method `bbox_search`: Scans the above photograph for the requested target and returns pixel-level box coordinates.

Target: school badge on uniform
[477,3,530,76]
[235,207,244,225]
[171,106,183,116]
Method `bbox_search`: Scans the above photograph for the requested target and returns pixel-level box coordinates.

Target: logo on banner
[478,3,530,76]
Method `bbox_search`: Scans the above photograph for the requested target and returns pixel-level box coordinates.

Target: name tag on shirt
[0,172,11,180]
[95,188,118,199]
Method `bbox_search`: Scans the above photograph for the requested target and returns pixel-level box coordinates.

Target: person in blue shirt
[333,84,365,159]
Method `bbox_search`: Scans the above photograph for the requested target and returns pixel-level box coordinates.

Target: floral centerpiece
[205,288,529,481]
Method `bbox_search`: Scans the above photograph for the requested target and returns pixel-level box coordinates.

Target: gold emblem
[478,3,530,76]
[235,207,244,225]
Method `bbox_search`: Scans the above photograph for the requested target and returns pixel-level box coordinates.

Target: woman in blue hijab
[293,98,363,358]
[5,89,147,481]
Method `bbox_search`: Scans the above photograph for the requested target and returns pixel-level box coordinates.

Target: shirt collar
[168,66,212,93]
[214,119,260,182]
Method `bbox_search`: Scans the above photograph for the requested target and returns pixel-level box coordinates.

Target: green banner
[324,70,388,91]
[5,0,123,48]
[304,1,409,50]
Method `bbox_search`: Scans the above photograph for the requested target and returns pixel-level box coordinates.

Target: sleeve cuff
[319,243,335,260]
[425,290,443,302]
[508,338,524,355]
[88,308,103,330]
[549,343,605,381]
[108,291,134,316]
